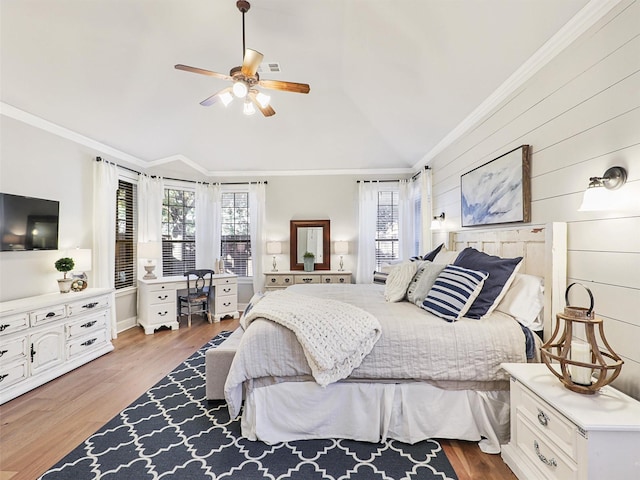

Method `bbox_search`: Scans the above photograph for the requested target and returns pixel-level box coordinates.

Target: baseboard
[117,316,138,333]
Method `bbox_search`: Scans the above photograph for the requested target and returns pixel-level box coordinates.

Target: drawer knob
[82,302,99,309]
[533,441,557,467]
[339,278,345,283]
[537,409,549,427]
[285,278,290,283]
[158,311,168,317]
[0,324,10,332]
[157,295,169,300]
[270,278,276,283]
[324,278,331,283]
[80,320,97,329]
[45,312,56,318]
[223,302,231,307]
[81,338,97,347]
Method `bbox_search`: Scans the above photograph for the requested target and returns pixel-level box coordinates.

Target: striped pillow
[421,265,488,322]
[372,271,389,284]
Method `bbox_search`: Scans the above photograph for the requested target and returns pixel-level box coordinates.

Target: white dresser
[264,271,352,291]
[501,363,640,480]
[137,274,239,334]
[0,288,115,405]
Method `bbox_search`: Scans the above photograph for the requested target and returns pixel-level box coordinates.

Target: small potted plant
[55,257,75,293]
[303,251,315,272]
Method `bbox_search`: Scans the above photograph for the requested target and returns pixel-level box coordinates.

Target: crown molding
[414,0,624,170]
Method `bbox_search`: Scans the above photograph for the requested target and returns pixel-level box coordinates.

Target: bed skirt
[240,380,510,454]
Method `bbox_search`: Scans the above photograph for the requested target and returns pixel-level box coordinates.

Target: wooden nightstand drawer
[518,385,576,459]
[321,274,351,284]
[265,275,294,287]
[516,412,578,480]
[294,275,320,285]
[0,312,29,336]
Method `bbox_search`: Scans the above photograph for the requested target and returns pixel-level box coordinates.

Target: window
[162,188,195,276]
[221,191,252,277]
[375,190,399,269]
[115,179,137,289]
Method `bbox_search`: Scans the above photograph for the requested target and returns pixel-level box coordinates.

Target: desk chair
[178,269,215,326]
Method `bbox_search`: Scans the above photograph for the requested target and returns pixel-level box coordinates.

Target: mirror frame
[290,220,331,270]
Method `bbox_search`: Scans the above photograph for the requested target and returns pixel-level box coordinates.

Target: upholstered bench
[206,328,243,400]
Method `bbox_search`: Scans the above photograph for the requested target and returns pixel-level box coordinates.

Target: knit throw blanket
[242,290,382,386]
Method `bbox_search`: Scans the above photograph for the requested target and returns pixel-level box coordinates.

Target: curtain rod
[95,157,267,185]
[357,165,430,183]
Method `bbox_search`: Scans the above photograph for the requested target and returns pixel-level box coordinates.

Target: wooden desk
[137,274,239,334]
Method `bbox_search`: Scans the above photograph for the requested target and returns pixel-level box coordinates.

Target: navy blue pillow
[410,243,445,262]
[453,247,522,319]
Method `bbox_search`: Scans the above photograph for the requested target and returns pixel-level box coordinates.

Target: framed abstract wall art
[461,145,530,227]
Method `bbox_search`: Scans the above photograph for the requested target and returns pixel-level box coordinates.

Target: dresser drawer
[516,412,578,480]
[213,276,237,287]
[0,359,28,389]
[215,296,237,314]
[0,312,29,336]
[321,274,351,284]
[66,311,108,339]
[0,336,28,364]
[67,329,108,359]
[294,275,320,285]
[31,305,67,326]
[518,384,576,459]
[265,275,293,287]
[215,283,237,298]
[66,295,110,318]
[146,289,175,306]
[148,304,175,323]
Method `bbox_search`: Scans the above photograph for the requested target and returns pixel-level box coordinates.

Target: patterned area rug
[40,331,458,479]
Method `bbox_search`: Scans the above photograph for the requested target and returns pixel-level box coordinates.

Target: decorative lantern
[540,283,623,394]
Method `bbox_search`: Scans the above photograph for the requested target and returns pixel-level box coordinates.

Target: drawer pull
[81,338,97,347]
[157,295,169,300]
[339,278,345,283]
[537,409,550,427]
[0,324,10,332]
[270,278,276,283]
[302,278,312,283]
[223,287,231,293]
[157,311,168,317]
[285,278,290,283]
[46,312,57,318]
[324,278,331,283]
[0,349,8,357]
[80,320,97,328]
[82,302,99,309]
[223,302,231,307]
[0,374,8,383]
[534,441,557,468]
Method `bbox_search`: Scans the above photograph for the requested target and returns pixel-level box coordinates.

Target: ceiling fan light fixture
[255,91,271,108]
[243,100,256,116]
[219,91,234,107]
[232,80,248,98]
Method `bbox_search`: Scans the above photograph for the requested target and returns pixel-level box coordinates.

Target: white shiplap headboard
[449,222,567,339]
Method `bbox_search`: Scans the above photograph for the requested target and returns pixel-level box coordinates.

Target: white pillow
[384,262,418,302]
[432,248,460,265]
[496,273,544,330]
[406,262,446,305]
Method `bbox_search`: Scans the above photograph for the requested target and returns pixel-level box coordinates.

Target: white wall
[429,0,640,399]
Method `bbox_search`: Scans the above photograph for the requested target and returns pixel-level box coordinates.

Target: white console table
[137,274,239,334]
[0,288,115,405]
[501,363,640,480]
[264,270,352,291]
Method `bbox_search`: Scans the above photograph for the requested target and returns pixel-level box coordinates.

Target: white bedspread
[225,284,528,418]
[241,289,381,387]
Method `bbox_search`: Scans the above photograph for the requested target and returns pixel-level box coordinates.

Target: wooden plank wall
[429,0,640,399]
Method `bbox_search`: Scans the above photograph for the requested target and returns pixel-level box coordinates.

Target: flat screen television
[0,193,60,251]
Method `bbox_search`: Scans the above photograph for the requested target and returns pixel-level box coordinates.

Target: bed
[224,223,567,454]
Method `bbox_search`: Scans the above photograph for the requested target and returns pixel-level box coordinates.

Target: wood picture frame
[289,219,331,270]
[461,145,531,227]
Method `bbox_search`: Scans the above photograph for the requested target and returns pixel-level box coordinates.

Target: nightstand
[264,271,352,291]
[501,363,640,480]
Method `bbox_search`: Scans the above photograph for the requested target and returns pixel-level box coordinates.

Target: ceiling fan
[175,0,310,117]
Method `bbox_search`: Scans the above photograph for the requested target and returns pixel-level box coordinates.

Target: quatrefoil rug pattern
[40,330,458,480]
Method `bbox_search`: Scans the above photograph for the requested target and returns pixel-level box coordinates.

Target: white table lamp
[334,241,349,271]
[266,241,282,272]
[138,241,162,279]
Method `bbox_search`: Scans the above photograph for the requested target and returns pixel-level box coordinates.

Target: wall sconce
[578,166,628,211]
[431,212,445,230]
[138,241,162,279]
[334,241,349,271]
[266,241,282,272]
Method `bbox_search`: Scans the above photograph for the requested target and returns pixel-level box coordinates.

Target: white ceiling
[1,0,591,178]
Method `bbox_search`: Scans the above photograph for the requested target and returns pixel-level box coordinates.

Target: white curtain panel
[398,179,414,260]
[137,174,164,275]
[195,183,221,269]
[92,160,118,338]
[356,181,378,284]
[421,168,433,252]
[249,182,266,294]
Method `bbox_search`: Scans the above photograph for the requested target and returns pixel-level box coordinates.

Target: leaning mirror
[290,220,330,270]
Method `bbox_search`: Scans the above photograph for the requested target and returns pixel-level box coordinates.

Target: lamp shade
[138,241,161,261]
[266,241,282,255]
[334,241,349,255]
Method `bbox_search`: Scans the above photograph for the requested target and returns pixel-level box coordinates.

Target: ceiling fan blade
[175,64,231,81]
[241,49,264,77]
[249,92,275,117]
[200,87,233,107]
[259,79,310,94]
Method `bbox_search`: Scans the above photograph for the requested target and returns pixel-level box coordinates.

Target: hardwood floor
[0,316,516,480]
